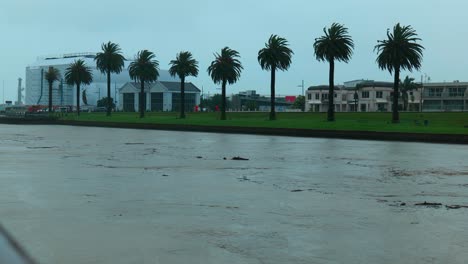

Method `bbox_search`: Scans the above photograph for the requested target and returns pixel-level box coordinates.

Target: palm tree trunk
[180,76,186,119]
[403,93,408,111]
[269,67,276,120]
[328,60,335,121]
[221,79,227,120]
[107,70,111,116]
[392,68,400,123]
[140,81,145,118]
[48,82,53,113]
[76,83,80,116]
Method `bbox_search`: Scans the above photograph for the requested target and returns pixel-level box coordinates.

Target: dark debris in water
[446,205,468,209]
[291,189,304,192]
[378,199,468,210]
[231,156,249,161]
[415,202,442,207]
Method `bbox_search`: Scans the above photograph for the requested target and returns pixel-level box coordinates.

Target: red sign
[285,96,296,103]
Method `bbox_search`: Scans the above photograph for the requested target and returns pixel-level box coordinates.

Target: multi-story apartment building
[422,81,467,111]
[305,80,422,112]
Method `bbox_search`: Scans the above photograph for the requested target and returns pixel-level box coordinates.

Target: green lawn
[60,111,468,135]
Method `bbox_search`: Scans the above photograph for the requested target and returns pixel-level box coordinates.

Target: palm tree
[128,50,159,118]
[65,60,93,116]
[258,34,294,120]
[169,51,199,119]
[44,66,60,113]
[375,23,424,123]
[400,76,421,111]
[314,23,354,121]
[95,41,126,116]
[207,47,243,120]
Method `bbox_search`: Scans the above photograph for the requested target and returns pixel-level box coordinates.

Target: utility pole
[114,82,117,110]
[297,80,304,96]
[420,75,423,112]
[302,80,304,96]
[200,85,204,112]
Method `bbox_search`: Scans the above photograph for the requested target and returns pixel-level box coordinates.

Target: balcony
[423,91,467,98]
[441,91,467,98]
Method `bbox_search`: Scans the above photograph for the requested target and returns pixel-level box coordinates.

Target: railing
[441,91,466,98]
[423,93,441,97]
[423,91,468,98]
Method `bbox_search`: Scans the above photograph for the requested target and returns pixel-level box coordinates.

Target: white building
[118,81,201,112]
[306,80,422,112]
[422,81,468,111]
[25,52,177,108]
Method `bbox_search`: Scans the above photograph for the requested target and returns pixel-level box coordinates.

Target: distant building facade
[305,80,422,112]
[25,53,177,107]
[118,81,200,112]
[231,90,294,111]
[422,81,467,111]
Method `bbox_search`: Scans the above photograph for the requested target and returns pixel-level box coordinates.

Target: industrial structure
[25,53,177,109]
[16,78,24,105]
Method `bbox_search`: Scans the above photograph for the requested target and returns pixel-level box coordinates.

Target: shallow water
[1,124,468,264]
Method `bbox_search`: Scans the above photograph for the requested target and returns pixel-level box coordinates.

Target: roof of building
[307,85,344,91]
[423,81,468,87]
[122,81,200,92]
[354,81,393,89]
[159,81,201,92]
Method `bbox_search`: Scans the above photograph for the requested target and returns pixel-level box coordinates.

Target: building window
[428,88,443,97]
[123,93,135,112]
[172,93,196,111]
[443,100,464,110]
[376,91,383,98]
[362,91,369,98]
[307,93,312,100]
[151,93,164,111]
[342,94,347,101]
[315,93,319,100]
[321,93,328,100]
[360,104,367,112]
[448,87,466,97]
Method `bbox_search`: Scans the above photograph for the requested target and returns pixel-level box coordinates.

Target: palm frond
[207,47,243,85]
[128,50,159,83]
[375,23,424,73]
[258,34,294,71]
[65,59,93,86]
[44,66,60,83]
[314,23,354,63]
[95,41,126,74]
[169,51,199,79]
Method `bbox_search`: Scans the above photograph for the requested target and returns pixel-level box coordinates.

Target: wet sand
[1,124,468,264]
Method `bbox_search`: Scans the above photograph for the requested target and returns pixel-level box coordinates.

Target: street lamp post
[200,85,204,112]
[297,80,304,96]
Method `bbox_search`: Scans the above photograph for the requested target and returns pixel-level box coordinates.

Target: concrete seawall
[1,117,467,144]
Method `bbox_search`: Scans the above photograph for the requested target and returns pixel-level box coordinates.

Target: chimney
[16,78,23,105]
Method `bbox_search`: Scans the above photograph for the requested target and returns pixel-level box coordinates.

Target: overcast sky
[0,0,467,101]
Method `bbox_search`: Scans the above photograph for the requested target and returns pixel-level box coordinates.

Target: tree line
[44,22,423,123]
